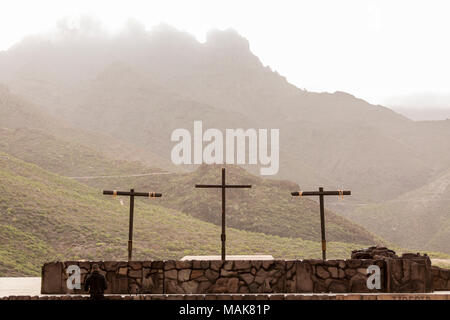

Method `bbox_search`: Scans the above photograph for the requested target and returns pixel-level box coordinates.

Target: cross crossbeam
[291,187,351,260]
[195,168,252,260]
[103,188,162,260]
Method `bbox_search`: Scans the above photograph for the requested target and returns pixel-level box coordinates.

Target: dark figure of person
[84,264,107,300]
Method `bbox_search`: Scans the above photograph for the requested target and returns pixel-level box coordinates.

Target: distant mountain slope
[0,125,379,246]
[0,127,154,177]
[0,86,381,249]
[2,27,449,205]
[81,164,381,245]
[348,169,450,253]
[0,153,372,276]
[0,84,175,171]
[1,25,450,253]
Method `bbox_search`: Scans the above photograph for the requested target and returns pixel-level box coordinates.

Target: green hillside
[0,121,381,246]
[84,164,381,245]
[0,127,157,177]
[0,152,377,276]
[0,85,175,172]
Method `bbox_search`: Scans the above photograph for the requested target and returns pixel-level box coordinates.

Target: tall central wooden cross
[291,187,351,260]
[195,168,252,260]
[103,189,162,261]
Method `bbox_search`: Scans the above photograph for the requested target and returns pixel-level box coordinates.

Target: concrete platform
[2,293,450,300]
[180,255,274,260]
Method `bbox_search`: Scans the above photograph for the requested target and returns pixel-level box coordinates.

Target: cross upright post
[103,189,162,260]
[195,167,252,260]
[291,187,351,260]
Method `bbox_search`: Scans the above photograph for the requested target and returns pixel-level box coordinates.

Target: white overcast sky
[0,0,449,108]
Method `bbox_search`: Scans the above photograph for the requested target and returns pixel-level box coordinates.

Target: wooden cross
[291,187,351,260]
[195,168,252,260]
[103,189,162,261]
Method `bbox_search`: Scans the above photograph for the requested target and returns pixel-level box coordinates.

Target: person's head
[92,264,99,272]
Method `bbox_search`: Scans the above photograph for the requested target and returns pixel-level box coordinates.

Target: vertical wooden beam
[319,187,326,260]
[128,188,135,261]
[221,168,226,261]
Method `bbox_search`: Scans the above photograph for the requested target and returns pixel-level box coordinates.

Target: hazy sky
[1,0,449,108]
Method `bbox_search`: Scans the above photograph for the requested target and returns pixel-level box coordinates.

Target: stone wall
[42,261,164,294]
[41,258,436,294]
[432,266,450,291]
[286,259,385,293]
[386,257,433,293]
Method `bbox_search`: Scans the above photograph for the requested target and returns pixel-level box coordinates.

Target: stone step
[2,293,450,300]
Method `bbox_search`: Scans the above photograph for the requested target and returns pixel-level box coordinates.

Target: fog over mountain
[385,93,450,121]
[1,20,449,253]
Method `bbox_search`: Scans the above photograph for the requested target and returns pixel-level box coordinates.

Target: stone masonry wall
[386,258,433,293]
[43,259,417,294]
[432,266,450,291]
[286,259,386,293]
[42,258,441,294]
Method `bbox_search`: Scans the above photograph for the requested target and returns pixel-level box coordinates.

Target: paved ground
[0,278,41,297]
[1,278,449,299]
[432,259,450,268]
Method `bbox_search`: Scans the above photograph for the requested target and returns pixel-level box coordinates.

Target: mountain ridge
[0,24,449,253]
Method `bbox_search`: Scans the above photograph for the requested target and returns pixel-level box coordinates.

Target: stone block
[165,269,178,280]
[223,261,233,270]
[350,273,370,293]
[190,269,205,280]
[142,272,163,294]
[176,261,192,269]
[104,261,118,272]
[165,280,184,294]
[205,269,219,282]
[357,268,368,275]
[41,262,63,294]
[346,260,362,268]
[210,261,223,271]
[316,266,330,279]
[326,279,348,293]
[181,280,199,293]
[164,260,176,270]
[328,267,338,278]
[128,269,142,278]
[78,261,92,271]
[254,276,265,285]
[262,260,274,270]
[197,281,213,293]
[325,260,338,267]
[151,261,164,269]
[117,267,127,276]
[128,261,142,270]
[178,269,191,282]
[221,269,237,277]
[235,260,251,270]
[345,269,356,277]
[240,273,255,285]
[313,280,327,293]
[117,278,128,293]
[227,278,240,292]
[295,262,314,293]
